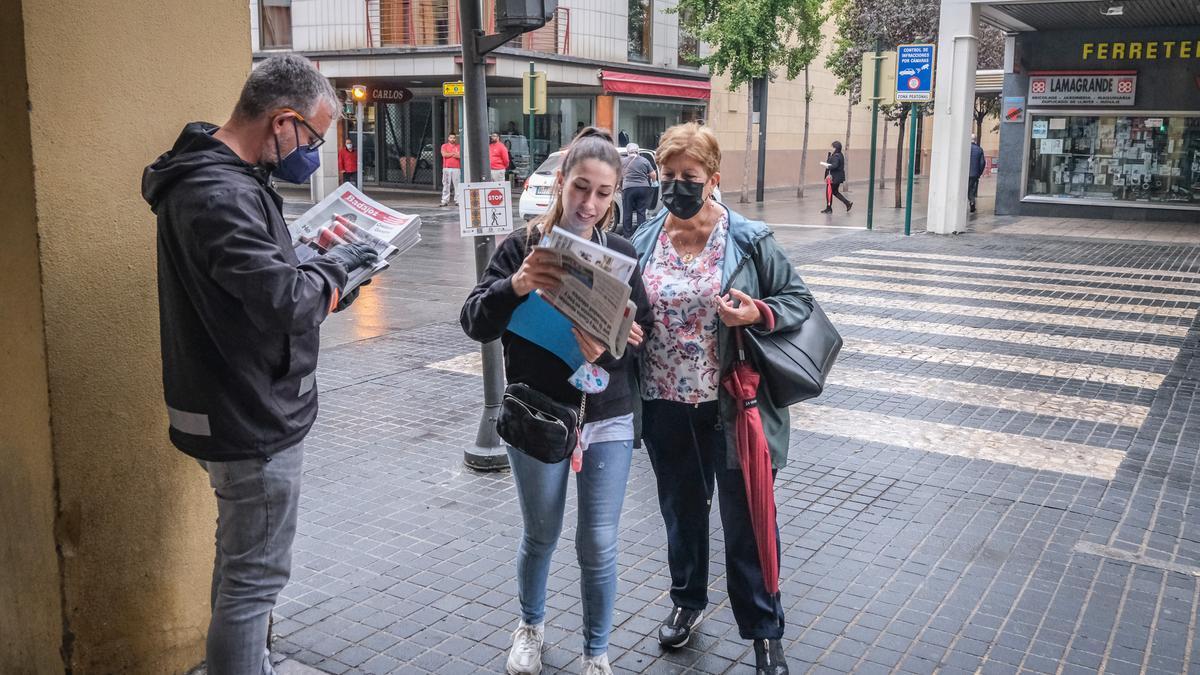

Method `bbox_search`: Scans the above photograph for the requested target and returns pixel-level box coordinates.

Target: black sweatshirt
[142,122,348,461]
[460,228,653,423]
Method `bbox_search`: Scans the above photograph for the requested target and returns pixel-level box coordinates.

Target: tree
[824,0,939,207]
[674,0,824,202]
[973,93,1000,139]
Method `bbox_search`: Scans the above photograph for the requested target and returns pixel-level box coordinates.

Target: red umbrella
[722,330,779,595]
[825,175,833,207]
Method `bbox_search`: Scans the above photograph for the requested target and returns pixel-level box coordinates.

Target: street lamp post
[351,84,367,191]
[461,0,556,471]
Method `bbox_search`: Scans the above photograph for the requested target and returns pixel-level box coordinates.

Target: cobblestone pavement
[268,199,1200,674]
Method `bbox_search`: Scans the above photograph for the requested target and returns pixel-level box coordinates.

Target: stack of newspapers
[288,183,422,293]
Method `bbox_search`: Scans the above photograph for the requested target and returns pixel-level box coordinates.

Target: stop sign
[487,189,504,206]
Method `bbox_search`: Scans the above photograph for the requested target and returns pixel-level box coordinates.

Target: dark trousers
[341,171,357,186]
[968,176,980,205]
[827,181,851,209]
[621,186,655,238]
[642,398,785,640]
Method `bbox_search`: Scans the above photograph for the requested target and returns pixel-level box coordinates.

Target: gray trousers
[201,442,304,675]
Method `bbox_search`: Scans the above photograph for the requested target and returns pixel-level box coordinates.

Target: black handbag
[497,383,586,464]
[742,300,842,406]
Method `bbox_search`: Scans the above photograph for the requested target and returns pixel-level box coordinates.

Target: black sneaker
[753,639,789,675]
[845,201,854,212]
[820,208,833,214]
[658,607,703,648]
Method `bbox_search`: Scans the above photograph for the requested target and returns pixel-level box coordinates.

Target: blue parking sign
[895,44,935,102]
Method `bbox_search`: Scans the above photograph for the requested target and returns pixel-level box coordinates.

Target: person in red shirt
[338,138,358,186]
[440,133,461,207]
[489,132,510,183]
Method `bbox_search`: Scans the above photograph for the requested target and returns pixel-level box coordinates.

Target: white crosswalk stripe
[818,291,1190,337]
[790,406,1125,480]
[851,250,1200,282]
[824,255,1200,292]
[827,312,1180,360]
[842,337,1166,389]
[803,275,1196,318]
[802,264,1200,304]
[830,368,1149,428]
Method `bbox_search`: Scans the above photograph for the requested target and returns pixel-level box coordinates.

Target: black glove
[324,242,380,273]
[333,279,371,313]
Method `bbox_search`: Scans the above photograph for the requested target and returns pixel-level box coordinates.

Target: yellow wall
[0,1,65,670]
[7,0,251,671]
[706,22,885,193]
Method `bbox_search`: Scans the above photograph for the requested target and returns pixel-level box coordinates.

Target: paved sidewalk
[265,196,1200,674]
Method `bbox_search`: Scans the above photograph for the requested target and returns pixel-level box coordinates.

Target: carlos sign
[1028,71,1136,106]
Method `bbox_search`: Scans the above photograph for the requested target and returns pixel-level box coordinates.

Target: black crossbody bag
[497,384,585,464]
[741,249,843,406]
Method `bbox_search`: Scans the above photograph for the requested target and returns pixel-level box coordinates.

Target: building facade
[252,0,900,197]
[252,0,713,197]
[927,0,1198,232]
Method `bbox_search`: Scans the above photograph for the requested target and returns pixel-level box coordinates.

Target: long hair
[530,127,622,240]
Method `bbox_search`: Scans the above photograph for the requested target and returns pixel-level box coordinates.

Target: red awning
[600,70,711,100]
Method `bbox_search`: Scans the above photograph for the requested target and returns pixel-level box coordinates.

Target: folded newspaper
[288,183,422,293]
[535,227,638,358]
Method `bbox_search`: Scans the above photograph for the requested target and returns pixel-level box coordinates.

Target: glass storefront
[487,96,593,180]
[615,98,707,151]
[1024,112,1200,209]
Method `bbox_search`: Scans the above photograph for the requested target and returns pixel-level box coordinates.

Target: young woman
[460,127,652,675]
[631,123,814,675]
[822,140,852,214]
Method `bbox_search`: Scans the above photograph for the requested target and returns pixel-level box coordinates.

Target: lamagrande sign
[1027,72,1137,106]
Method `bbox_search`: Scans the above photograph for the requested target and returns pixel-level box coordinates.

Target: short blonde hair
[655,123,721,177]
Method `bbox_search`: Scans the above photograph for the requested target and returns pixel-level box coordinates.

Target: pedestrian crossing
[431,247,1194,482]
[793,248,1196,480]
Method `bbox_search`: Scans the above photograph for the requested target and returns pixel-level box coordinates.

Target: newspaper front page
[536,227,638,358]
[289,183,422,293]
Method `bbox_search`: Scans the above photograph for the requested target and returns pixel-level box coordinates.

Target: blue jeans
[507,440,633,656]
[201,443,304,675]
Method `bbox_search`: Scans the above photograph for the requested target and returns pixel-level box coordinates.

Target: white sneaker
[506,622,544,675]
[581,653,613,675]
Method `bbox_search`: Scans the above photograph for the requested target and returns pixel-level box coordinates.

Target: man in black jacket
[141,54,377,675]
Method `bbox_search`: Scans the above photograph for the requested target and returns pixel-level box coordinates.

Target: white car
[518,146,660,224]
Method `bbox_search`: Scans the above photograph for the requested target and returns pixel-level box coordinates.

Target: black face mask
[660,180,707,220]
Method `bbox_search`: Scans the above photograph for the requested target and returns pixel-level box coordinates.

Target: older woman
[631,124,813,675]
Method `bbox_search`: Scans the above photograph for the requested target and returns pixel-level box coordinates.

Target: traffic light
[351,85,367,102]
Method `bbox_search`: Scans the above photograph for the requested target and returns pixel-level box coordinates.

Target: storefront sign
[370,87,413,103]
[459,182,513,237]
[1028,72,1136,106]
[1003,96,1025,123]
[895,44,935,102]
[1082,39,1200,61]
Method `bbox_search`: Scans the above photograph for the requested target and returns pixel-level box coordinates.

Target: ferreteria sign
[1028,71,1136,106]
[1081,39,1200,61]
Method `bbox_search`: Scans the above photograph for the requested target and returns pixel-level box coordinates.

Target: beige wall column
[2,0,250,671]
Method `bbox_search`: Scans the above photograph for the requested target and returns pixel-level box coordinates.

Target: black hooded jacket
[142,122,348,461]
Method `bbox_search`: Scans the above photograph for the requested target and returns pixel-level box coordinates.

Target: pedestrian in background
[461,127,653,675]
[338,137,357,186]
[631,123,815,675]
[969,134,986,213]
[619,142,657,238]
[821,140,852,213]
[490,131,510,183]
[440,133,461,207]
[141,54,378,675]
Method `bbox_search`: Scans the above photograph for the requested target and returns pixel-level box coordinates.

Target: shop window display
[1025,113,1200,209]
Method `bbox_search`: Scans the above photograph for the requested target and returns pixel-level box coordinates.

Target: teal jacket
[631,204,814,469]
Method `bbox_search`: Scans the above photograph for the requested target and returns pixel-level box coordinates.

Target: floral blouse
[641,214,728,403]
